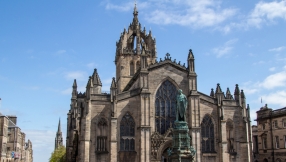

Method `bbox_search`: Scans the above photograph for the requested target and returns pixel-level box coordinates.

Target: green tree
[49,146,66,162]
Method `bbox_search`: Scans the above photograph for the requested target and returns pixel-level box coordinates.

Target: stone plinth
[169,121,196,162]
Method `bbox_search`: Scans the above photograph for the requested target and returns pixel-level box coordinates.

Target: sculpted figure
[176,89,188,121]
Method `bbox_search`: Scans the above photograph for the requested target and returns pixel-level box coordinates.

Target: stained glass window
[120,113,135,151]
[155,80,177,134]
[201,115,215,153]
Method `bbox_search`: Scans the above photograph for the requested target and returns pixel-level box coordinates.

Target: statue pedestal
[169,121,196,162]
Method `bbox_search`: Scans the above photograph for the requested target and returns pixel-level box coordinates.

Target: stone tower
[55,118,63,150]
[115,4,157,93]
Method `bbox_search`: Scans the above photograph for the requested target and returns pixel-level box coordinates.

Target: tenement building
[66,6,253,162]
[0,113,33,162]
[253,104,286,162]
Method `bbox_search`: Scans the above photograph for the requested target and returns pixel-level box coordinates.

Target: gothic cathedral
[66,5,253,162]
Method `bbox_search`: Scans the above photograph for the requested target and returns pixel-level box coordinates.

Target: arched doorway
[161,147,171,162]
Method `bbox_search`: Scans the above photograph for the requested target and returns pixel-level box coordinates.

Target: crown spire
[132,3,139,25]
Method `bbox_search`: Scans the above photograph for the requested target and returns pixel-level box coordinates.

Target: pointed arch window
[155,80,177,135]
[136,61,140,72]
[130,62,134,76]
[226,120,235,153]
[96,118,108,152]
[201,115,215,153]
[120,113,135,151]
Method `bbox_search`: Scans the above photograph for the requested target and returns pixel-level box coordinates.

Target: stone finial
[210,88,215,97]
[234,84,240,95]
[92,69,102,86]
[166,53,171,60]
[188,49,194,59]
[247,104,251,120]
[111,77,116,88]
[226,87,233,99]
[215,83,222,93]
[241,90,245,98]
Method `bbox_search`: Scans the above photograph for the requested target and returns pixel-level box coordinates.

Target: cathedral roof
[148,53,188,72]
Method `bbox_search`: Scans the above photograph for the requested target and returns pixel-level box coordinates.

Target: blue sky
[1,0,286,161]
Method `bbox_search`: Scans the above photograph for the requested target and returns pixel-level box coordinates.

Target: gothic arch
[200,113,216,125]
[154,79,178,135]
[120,112,135,151]
[156,140,172,160]
[97,117,108,136]
[201,114,216,153]
[154,77,180,95]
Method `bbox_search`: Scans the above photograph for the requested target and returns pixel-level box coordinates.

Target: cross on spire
[166,53,171,59]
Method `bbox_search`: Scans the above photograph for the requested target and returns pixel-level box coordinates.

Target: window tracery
[96,118,108,152]
[201,115,215,153]
[120,113,135,151]
[155,80,177,135]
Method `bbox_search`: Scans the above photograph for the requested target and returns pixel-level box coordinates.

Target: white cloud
[212,39,238,58]
[147,0,237,28]
[57,50,66,54]
[24,129,66,162]
[105,1,149,12]
[22,86,40,90]
[65,71,88,81]
[241,81,260,95]
[252,60,265,65]
[269,46,286,52]
[242,87,259,95]
[259,71,286,89]
[261,90,286,106]
[86,62,97,69]
[269,67,276,71]
[105,0,237,28]
[247,1,286,28]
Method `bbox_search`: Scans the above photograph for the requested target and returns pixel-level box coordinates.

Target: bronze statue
[176,89,188,122]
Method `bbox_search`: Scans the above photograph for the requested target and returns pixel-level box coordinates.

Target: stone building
[0,113,33,162]
[55,119,63,150]
[24,140,33,162]
[253,104,286,162]
[66,5,253,162]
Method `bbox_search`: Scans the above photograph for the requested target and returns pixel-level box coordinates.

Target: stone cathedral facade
[66,6,253,162]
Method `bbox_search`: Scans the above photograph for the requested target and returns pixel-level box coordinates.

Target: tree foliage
[49,146,66,162]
